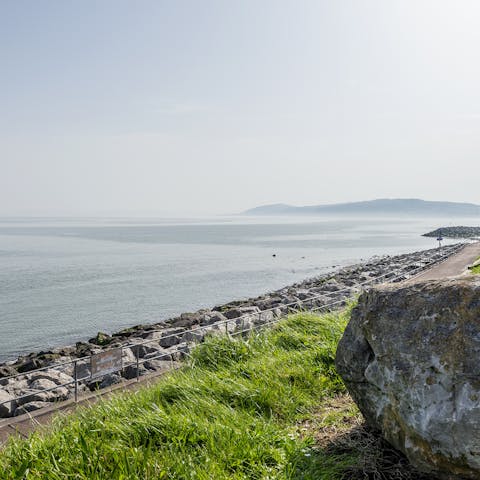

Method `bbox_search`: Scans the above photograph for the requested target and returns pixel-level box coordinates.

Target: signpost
[90,348,123,379]
[437,234,443,248]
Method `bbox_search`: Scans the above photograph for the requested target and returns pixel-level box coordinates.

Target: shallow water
[0,215,470,361]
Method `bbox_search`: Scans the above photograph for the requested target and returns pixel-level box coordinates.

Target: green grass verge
[471,257,480,274]
[0,310,360,480]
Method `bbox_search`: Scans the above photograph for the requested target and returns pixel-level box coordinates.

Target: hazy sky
[1,0,480,216]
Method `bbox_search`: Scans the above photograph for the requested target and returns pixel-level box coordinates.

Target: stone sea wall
[0,244,463,418]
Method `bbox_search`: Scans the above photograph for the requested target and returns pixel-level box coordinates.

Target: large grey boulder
[336,276,480,479]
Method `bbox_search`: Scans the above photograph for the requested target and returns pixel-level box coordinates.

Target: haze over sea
[0,215,468,362]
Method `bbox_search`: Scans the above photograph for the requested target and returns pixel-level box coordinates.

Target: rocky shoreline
[0,244,464,418]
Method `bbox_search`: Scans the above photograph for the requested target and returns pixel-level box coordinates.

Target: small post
[437,230,443,249]
[74,360,78,403]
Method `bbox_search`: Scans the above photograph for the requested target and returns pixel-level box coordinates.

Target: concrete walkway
[407,242,480,283]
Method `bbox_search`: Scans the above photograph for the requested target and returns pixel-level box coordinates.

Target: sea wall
[0,244,463,418]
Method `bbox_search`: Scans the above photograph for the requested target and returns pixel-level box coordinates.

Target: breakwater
[0,244,464,418]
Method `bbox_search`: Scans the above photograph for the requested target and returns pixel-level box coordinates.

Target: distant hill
[244,199,480,216]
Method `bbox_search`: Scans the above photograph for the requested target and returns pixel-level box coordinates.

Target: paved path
[407,242,480,283]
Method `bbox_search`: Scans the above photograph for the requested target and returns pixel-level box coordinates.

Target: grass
[0,308,428,479]
[471,257,480,274]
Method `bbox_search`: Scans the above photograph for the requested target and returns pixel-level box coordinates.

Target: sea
[0,215,472,362]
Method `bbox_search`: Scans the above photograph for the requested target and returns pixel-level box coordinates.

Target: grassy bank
[471,259,480,274]
[0,309,425,479]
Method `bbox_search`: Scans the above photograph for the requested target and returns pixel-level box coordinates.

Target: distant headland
[244,198,480,217]
[423,226,480,238]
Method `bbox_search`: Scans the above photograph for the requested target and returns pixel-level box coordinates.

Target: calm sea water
[0,215,469,361]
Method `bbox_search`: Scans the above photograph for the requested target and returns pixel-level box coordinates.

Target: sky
[1,0,480,216]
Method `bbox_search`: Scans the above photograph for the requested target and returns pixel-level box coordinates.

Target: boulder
[143,359,175,372]
[129,342,161,359]
[15,357,44,373]
[74,342,96,357]
[0,365,17,379]
[158,328,185,348]
[121,364,146,380]
[122,347,137,365]
[295,289,311,300]
[143,350,171,361]
[88,331,112,346]
[1,371,73,408]
[14,401,48,416]
[200,312,227,326]
[224,306,260,320]
[140,330,164,340]
[29,378,59,391]
[182,329,206,343]
[16,381,70,405]
[0,390,16,417]
[2,378,29,396]
[27,369,74,387]
[88,373,122,391]
[168,343,190,361]
[336,276,480,479]
[74,361,91,380]
[170,312,204,328]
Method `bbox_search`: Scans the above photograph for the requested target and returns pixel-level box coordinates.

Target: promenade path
[407,241,480,283]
